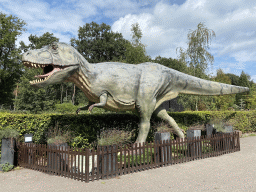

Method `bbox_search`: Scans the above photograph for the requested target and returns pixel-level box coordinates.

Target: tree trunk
[14,83,18,111]
[60,84,63,104]
[195,96,198,111]
[72,84,76,105]
[66,86,68,102]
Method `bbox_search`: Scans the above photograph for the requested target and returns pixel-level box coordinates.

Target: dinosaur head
[22,42,80,88]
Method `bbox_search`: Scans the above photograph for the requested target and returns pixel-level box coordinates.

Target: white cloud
[112,0,256,64]
[230,50,256,63]
[2,0,157,48]
[219,62,246,71]
[250,75,256,83]
[16,32,31,47]
[1,0,255,81]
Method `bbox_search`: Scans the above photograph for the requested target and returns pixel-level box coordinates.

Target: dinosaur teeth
[23,61,51,69]
[30,75,50,84]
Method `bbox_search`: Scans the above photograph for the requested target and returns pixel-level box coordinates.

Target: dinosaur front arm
[88,92,108,113]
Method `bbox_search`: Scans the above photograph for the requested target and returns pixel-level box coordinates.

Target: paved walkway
[1,136,256,192]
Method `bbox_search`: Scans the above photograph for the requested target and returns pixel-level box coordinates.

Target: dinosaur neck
[67,69,99,102]
[67,53,99,102]
[76,52,92,74]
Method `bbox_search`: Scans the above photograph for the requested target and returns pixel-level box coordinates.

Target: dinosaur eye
[51,42,58,54]
[52,44,58,50]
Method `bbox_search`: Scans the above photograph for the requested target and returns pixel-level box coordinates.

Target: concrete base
[0,138,15,171]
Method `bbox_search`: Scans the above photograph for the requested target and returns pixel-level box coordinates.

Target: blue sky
[1,0,255,82]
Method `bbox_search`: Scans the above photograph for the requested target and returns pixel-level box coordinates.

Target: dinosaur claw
[88,105,94,112]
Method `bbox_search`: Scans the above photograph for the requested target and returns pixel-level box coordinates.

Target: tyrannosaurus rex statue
[22,42,250,145]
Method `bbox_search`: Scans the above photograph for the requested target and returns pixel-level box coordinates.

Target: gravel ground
[1,136,255,192]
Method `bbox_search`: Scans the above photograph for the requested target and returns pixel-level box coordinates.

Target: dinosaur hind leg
[153,106,185,138]
[134,99,156,145]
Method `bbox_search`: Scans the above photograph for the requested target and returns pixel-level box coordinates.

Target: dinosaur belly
[67,71,136,112]
[104,96,136,112]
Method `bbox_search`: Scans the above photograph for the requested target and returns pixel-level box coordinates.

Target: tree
[244,83,256,110]
[213,69,236,111]
[153,56,188,73]
[122,23,150,64]
[226,73,240,86]
[236,71,251,108]
[14,68,55,113]
[19,32,59,52]
[70,22,129,63]
[238,98,246,111]
[0,13,27,107]
[176,22,216,77]
[176,22,216,111]
[238,71,251,88]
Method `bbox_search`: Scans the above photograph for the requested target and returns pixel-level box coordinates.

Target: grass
[89,138,215,167]
[0,166,22,173]
[117,148,155,167]
[241,132,256,138]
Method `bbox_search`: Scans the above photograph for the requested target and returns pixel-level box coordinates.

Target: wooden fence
[17,132,240,183]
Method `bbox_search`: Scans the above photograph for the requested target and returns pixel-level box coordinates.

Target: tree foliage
[176,22,216,111]
[176,22,216,78]
[122,23,150,64]
[226,73,240,86]
[244,83,256,110]
[153,56,188,72]
[213,69,236,110]
[0,13,27,107]
[236,71,251,108]
[70,22,129,63]
[19,32,59,52]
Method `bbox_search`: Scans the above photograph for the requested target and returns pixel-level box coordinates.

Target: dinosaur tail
[175,73,249,96]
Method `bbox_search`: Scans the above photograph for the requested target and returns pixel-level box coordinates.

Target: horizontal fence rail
[17,132,240,183]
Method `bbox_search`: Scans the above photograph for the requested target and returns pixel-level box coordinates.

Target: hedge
[0,110,255,147]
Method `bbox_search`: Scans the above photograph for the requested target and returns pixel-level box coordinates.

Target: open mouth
[23,61,69,84]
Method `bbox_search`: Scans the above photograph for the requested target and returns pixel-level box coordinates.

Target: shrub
[46,121,74,145]
[92,128,135,148]
[152,120,172,133]
[71,135,92,149]
[54,103,77,114]
[0,126,20,140]
[0,162,14,172]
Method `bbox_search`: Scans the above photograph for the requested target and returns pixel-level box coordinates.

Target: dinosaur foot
[88,104,95,113]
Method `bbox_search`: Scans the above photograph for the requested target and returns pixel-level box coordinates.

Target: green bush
[71,135,92,149]
[0,126,20,140]
[46,122,74,145]
[0,162,14,172]
[54,103,77,114]
[0,111,255,153]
